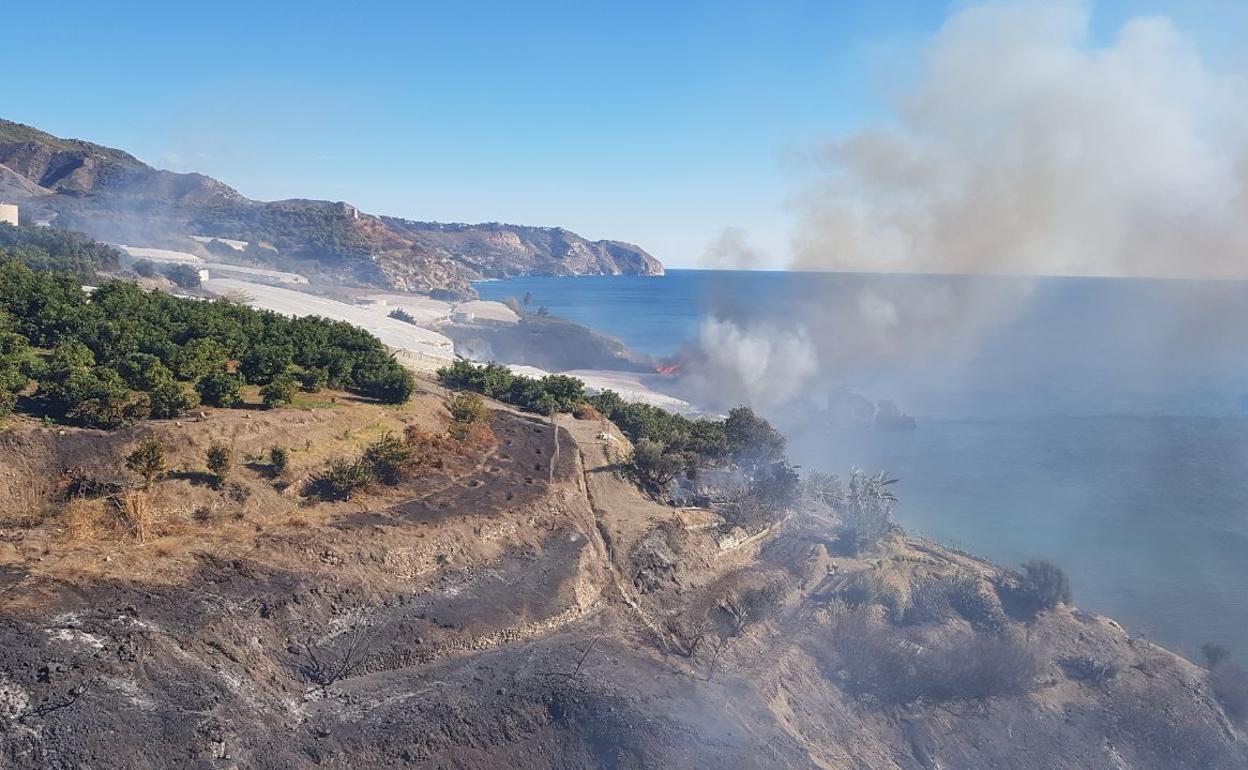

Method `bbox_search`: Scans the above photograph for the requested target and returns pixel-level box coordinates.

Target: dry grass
[62,497,106,541]
[116,491,157,543]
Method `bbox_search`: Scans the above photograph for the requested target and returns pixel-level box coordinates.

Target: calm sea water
[477,270,1248,657]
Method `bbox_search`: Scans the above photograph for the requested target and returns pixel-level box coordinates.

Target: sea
[477,269,1248,658]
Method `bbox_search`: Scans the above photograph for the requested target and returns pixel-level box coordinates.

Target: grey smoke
[680,1,1248,416]
[793,1,1248,279]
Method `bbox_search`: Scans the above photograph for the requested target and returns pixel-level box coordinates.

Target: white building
[0,202,18,227]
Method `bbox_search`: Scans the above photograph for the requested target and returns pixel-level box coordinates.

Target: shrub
[196,370,242,407]
[388,307,416,324]
[269,445,290,476]
[206,442,233,486]
[437,360,583,414]
[296,367,328,393]
[308,458,375,501]
[260,373,298,408]
[449,391,488,423]
[734,578,788,627]
[838,570,906,622]
[906,574,1005,632]
[124,437,167,490]
[724,406,786,470]
[161,263,202,289]
[628,438,687,492]
[117,491,155,542]
[226,481,251,504]
[68,392,150,429]
[836,469,897,555]
[361,432,411,484]
[1016,559,1071,612]
[147,379,199,419]
[827,611,1041,705]
[572,401,599,420]
[132,259,159,278]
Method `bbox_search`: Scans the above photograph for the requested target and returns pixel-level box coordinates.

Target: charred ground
[0,381,1244,769]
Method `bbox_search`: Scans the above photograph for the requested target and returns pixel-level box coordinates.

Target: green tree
[1017,560,1072,612]
[260,373,297,408]
[268,445,290,477]
[196,370,242,407]
[724,406,786,470]
[296,367,328,393]
[125,437,168,489]
[132,259,158,278]
[147,379,199,419]
[174,338,230,380]
[206,442,233,487]
[161,263,202,289]
[629,438,686,492]
[238,343,293,385]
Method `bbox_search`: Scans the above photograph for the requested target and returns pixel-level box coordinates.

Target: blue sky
[3,1,1244,268]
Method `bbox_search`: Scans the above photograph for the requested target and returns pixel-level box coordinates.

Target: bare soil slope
[0,389,1244,768]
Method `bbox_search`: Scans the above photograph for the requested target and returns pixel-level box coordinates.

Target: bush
[449,391,489,425]
[161,263,202,289]
[734,578,788,626]
[132,259,158,278]
[724,406,786,470]
[838,570,906,622]
[628,438,687,492]
[296,367,328,393]
[269,445,290,477]
[572,401,599,420]
[905,574,1005,632]
[206,442,233,486]
[836,469,898,555]
[308,458,375,501]
[196,370,242,407]
[437,360,583,414]
[147,379,199,419]
[1016,559,1072,613]
[226,481,251,504]
[361,432,411,484]
[827,611,1041,705]
[388,307,416,324]
[260,373,297,408]
[125,438,167,490]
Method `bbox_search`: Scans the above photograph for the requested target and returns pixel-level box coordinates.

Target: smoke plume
[680,1,1248,417]
[794,1,1248,279]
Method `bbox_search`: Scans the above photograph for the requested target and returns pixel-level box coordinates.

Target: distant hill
[0,118,663,297]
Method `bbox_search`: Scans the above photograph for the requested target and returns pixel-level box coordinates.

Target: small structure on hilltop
[0,202,18,227]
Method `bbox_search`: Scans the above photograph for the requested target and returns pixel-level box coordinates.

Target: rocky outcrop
[0,119,663,296]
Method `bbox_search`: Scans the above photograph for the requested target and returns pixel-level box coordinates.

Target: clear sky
[3,1,1244,268]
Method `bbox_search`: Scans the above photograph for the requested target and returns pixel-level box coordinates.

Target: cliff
[0,119,663,296]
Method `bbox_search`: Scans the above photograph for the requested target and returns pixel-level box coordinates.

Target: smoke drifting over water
[684,1,1248,417]
[795,1,1248,279]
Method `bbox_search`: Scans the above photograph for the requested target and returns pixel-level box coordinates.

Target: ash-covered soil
[0,398,1245,769]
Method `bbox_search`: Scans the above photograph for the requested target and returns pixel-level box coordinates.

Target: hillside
[0,119,663,297]
[0,385,1244,768]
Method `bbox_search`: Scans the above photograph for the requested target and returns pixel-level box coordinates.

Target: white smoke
[689,317,819,406]
[794,1,1248,279]
[682,1,1248,416]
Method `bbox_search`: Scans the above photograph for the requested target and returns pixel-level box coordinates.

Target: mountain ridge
[0,118,663,296]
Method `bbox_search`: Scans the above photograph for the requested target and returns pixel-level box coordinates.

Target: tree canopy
[0,256,414,427]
